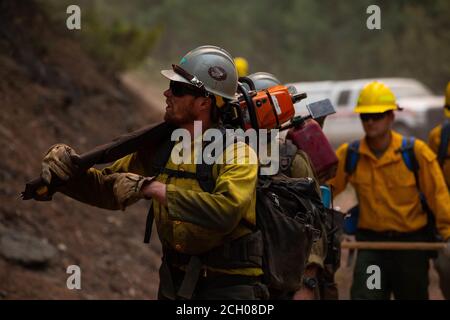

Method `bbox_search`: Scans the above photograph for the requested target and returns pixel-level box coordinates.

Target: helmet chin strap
[172,64,208,94]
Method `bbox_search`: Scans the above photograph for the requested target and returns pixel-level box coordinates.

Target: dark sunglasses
[169,81,207,98]
[360,112,389,122]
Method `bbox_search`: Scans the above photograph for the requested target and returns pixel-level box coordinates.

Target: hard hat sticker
[208,66,227,81]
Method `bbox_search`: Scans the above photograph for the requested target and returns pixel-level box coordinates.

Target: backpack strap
[143,205,155,243]
[344,140,360,175]
[144,126,244,243]
[195,126,245,192]
[399,136,418,173]
[151,140,223,194]
[278,139,298,176]
[397,137,436,233]
[152,126,238,191]
[397,136,422,195]
[195,126,230,193]
[144,138,177,243]
[438,121,450,166]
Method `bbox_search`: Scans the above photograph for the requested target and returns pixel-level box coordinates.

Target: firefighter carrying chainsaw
[244,71,341,300]
[24,45,338,299]
[37,45,271,299]
[329,81,450,300]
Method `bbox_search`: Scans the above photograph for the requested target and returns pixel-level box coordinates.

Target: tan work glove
[41,144,80,184]
[106,173,155,210]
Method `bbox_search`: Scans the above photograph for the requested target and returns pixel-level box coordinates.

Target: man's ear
[196,96,212,112]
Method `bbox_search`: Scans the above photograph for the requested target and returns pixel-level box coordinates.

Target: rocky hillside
[0,1,164,299]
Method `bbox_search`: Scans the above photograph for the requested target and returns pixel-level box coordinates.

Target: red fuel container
[287,119,338,181]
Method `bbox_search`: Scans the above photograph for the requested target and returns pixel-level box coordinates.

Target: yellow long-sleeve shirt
[60,136,261,276]
[328,131,450,240]
[428,124,450,188]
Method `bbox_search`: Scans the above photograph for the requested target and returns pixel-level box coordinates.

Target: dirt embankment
[0,1,164,299]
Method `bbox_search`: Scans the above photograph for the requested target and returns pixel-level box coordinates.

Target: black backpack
[143,129,324,292]
[255,175,323,292]
[278,139,343,274]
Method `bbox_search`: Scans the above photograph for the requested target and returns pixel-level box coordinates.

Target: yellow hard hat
[445,81,450,118]
[234,57,249,77]
[354,81,399,114]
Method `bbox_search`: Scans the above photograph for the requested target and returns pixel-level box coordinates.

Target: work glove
[106,173,155,210]
[41,143,80,185]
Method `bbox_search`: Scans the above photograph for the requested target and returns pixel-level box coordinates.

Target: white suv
[287,78,445,147]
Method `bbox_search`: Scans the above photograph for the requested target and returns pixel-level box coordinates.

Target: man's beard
[164,107,196,126]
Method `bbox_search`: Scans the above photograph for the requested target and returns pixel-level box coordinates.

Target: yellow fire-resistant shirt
[328,131,450,240]
[428,124,450,188]
[60,136,262,276]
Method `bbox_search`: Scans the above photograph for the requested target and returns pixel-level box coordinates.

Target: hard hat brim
[161,69,238,100]
[354,105,398,114]
[160,69,191,85]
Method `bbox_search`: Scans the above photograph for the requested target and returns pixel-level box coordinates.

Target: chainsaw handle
[238,77,256,91]
[291,92,308,103]
[237,83,259,130]
[21,175,65,201]
[22,152,97,201]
